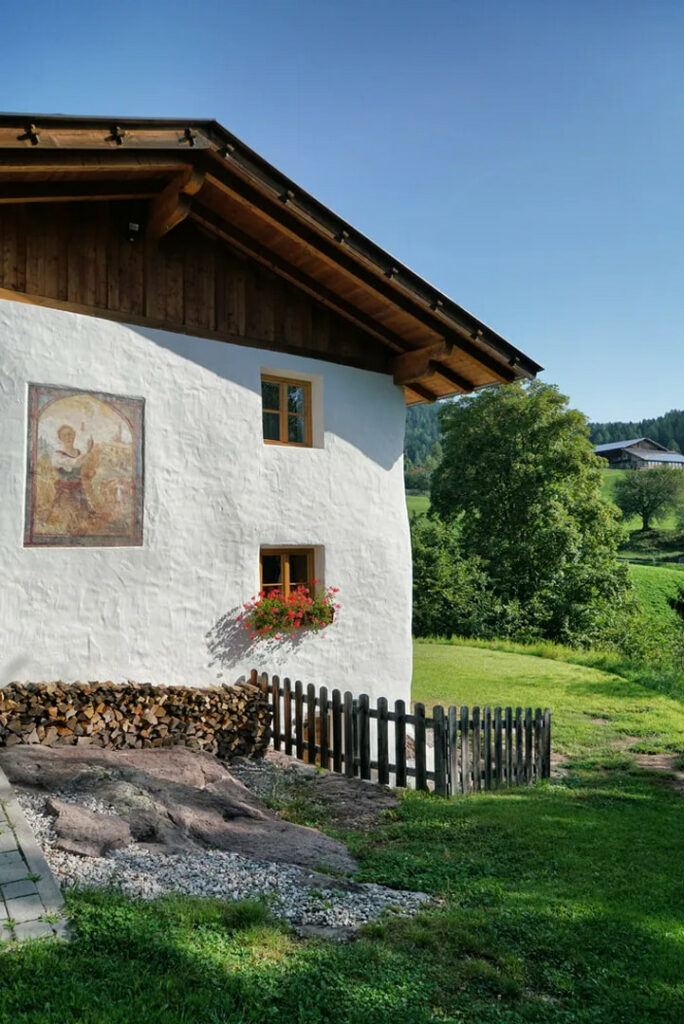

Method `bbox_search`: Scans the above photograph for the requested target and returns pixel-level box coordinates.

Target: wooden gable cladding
[0,115,542,400]
[0,199,390,371]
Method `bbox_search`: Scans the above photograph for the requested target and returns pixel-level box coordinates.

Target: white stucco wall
[0,298,412,704]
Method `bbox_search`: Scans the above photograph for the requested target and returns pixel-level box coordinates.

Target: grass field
[2,642,682,1023]
[406,492,430,517]
[630,563,682,631]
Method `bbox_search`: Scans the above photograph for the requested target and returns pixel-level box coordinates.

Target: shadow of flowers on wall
[205,607,308,682]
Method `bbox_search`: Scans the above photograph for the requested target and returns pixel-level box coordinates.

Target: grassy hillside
[630,563,682,628]
[406,493,430,517]
[601,468,679,530]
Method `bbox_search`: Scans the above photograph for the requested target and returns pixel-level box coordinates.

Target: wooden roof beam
[0,180,162,204]
[392,343,452,386]
[147,167,206,240]
[190,203,409,356]
[428,361,474,393]
[406,381,438,403]
[203,166,518,383]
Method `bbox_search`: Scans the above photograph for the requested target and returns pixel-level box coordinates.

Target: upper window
[261,375,312,447]
[260,548,314,597]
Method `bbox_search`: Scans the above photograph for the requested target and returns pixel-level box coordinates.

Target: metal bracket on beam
[106,125,127,145]
[18,123,40,146]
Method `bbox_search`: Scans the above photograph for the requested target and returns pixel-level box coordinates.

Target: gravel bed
[17,789,431,933]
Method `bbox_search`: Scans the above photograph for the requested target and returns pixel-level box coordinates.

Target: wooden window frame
[261,374,313,448]
[259,547,315,597]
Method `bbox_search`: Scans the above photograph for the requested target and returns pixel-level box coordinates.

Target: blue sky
[2,0,683,422]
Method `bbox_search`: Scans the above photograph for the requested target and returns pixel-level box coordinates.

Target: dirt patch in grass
[633,753,684,794]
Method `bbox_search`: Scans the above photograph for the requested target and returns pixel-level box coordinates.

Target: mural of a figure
[25,384,144,547]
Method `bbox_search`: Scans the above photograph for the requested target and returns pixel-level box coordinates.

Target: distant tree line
[589,408,684,453]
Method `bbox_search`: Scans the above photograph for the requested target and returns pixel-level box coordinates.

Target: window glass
[261,380,280,411]
[262,411,280,442]
[287,385,306,414]
[287,415,306,444]
[261,554,282,588]
[289,552,309,586]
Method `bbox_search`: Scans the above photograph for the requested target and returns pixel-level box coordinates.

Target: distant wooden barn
[594,437,684,470]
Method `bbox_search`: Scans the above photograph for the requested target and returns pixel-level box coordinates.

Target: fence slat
[395,699,407,788]
[524,707,532,783]
[377,697,389,785]
[415,702,427,791]
[505,706,513,788]
[306,684,316,765]
[271,676,281,752]
[343,691,354,777]
[543,708,552,779]
[359,694,371,780]
[433,705,447,796]
[484,706,492,791]
[283,678,292,755]
[319,686,329,770]
[515,707,523,786]
[534,707,543,781]
[332,689,342,773]
[494,707,503,790]
[460,706,469,793]
[295,681,304,761]
[472,706,481,792]
[448,706,459,795]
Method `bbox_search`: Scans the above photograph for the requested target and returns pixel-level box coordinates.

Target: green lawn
[1,642,683,1023]
[630,563,682,632]
[406,492,430,517]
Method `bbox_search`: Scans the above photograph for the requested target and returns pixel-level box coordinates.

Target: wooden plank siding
[0,200,391,372]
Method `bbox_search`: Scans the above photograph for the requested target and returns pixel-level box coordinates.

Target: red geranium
[241,584,339,643]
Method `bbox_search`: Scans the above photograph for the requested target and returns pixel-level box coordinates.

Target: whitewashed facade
[0,298,413,703]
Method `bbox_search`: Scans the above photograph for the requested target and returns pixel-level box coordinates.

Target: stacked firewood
[0,680,271,760]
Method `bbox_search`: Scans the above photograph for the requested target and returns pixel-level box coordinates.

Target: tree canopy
[429,381,631,644]
[613,468,683,531]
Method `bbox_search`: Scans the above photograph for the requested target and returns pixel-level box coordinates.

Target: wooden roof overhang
[0,114,542,403]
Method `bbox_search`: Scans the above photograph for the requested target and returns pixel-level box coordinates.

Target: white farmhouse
[0,115,540,703]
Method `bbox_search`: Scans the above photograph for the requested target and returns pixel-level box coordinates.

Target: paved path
[0,766,67,943]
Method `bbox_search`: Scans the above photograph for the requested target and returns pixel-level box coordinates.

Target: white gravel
[17,789,431,933]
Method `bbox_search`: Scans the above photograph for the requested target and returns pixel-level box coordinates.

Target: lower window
[260,548,314,597]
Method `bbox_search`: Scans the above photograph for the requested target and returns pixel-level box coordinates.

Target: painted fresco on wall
[24,385,144,546]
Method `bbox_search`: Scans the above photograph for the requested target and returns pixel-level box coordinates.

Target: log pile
[0,680,271,760]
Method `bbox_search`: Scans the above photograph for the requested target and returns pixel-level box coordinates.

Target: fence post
[295,681,304,761]
[319,686,329,770]
[484,706,492,790]
[395,699,407,788]
[306,684,316,764]
[494,706,503,790]
[460,706,469,793]
[283,678,292,755]
[433,705,447,796]
[332,689,342,773]
[358,694,371,780]
[515,707,523,786]
[534,708,543,780]
[271,676,281,752]
[343,691,354,777]
[377,697,390,785]
[472,706,481,792]
[448,706,459,795]
[524,707,533,783]
[505,706,513,788]
[414,702,427,791]
[543,708,552,778]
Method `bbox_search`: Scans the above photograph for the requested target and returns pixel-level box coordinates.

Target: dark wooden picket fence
[248,671,551,794]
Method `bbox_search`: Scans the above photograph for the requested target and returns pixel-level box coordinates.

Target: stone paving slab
[0,766,66,945]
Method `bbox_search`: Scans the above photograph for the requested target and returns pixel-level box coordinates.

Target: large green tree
[430,381,630,644]
[613,468,683,531]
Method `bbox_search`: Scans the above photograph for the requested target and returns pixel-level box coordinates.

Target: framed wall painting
[24,384,144,547]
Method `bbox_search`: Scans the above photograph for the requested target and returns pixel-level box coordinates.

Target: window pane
[263,411,281,441]
[287,384,306,414]
[261,554,282,587]
[261,380,280,410]
[288,415,305,444]
[289,553,309,586]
